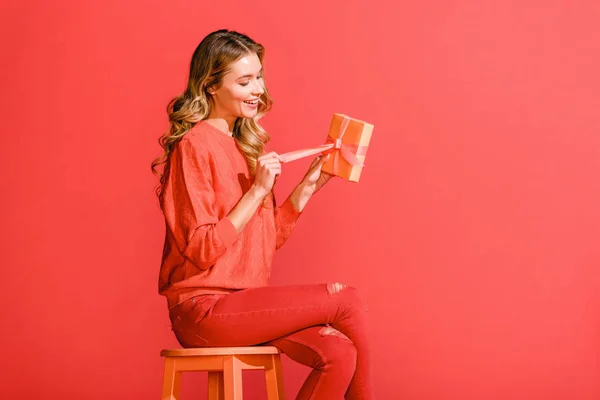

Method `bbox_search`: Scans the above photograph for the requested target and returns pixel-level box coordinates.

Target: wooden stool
[161,346,285,400]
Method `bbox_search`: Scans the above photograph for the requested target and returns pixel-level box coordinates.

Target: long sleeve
[273,193,303,250]
[162,139,239,270]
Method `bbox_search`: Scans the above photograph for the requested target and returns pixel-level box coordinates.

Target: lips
[243,99,259,104]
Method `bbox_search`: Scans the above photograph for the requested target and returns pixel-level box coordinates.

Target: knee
[315,331,357,375]
[327,283,368,314]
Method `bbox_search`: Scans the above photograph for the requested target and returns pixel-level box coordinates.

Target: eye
[240,75,263,86]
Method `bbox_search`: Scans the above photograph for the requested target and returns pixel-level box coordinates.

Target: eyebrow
[238,68,263,79]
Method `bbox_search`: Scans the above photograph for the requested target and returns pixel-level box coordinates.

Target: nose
[253,80,265,96]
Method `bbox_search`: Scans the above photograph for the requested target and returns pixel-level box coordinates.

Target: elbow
[274,232,290,251]
[184,217,240,268]
[183,243,221,270]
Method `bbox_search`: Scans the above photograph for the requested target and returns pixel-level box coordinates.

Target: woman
[151,29,373,399]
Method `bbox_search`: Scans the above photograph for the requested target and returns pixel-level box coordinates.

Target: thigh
[190,283,365,346]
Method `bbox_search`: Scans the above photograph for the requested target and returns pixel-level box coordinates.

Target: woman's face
[207,53,265,121]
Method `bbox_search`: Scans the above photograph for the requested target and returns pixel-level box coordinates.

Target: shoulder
[182,123,214,147]
[175,125,217,159]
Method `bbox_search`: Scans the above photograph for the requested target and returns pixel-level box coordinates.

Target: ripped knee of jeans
[326,283,369,312]
[326,282,348,296]
[319,324,352,342]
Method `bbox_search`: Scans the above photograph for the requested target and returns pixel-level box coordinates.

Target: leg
[267,325,357,399]
[223,356,243,400]
[161,357,181,400]
[264,353,285,400]
[208,371,224,400]
[170,283,373,399]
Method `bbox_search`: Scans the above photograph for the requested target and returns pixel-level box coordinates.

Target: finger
[258,151,275,161]
[265,163,282,172]
[262,160,282,168]
[259,154,283,164]
[260,151,282,160]
[272,151,284,162]
[259,158,282,166]
[310,154,327,168]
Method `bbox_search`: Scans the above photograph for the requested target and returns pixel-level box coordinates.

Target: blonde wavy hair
[151,29,274,202]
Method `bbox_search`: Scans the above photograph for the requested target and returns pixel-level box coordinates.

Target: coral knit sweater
[159,120,304,309]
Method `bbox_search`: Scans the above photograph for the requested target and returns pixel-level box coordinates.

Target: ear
[204,83,215,95]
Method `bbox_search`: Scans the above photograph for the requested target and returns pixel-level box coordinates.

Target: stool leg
[208,371,224,400]
[265,354,286,400]
[223,356,243,400]
[161,357,182,400]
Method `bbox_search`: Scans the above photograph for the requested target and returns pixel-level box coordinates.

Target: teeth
[244,99,258,104]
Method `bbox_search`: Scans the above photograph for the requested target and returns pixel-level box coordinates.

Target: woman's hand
[301,153,334,194]
[253,151,283,198]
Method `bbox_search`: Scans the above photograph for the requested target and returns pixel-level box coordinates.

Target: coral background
[1,0,599,398]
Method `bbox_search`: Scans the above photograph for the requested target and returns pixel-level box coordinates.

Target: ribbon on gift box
[279,116,368,175]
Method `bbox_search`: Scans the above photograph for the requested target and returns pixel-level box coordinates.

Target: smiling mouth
[243,99,259,105]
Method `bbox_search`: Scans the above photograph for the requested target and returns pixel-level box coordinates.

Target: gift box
[320,113,373,182]
[279,113,374,182]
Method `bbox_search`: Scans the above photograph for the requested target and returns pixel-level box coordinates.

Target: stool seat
[161,346,285,400]
[161,346,281,357]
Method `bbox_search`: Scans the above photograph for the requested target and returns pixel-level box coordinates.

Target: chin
[242,111,258,118]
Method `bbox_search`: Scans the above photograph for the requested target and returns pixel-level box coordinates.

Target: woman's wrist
[289,182,316,212]
[228,184,270,234]
[249,184,269,200]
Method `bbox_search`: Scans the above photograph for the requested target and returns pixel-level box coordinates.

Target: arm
[273,182,314,250]
[273,152,335,250]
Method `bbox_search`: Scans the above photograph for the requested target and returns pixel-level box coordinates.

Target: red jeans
[169,283,374,399]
